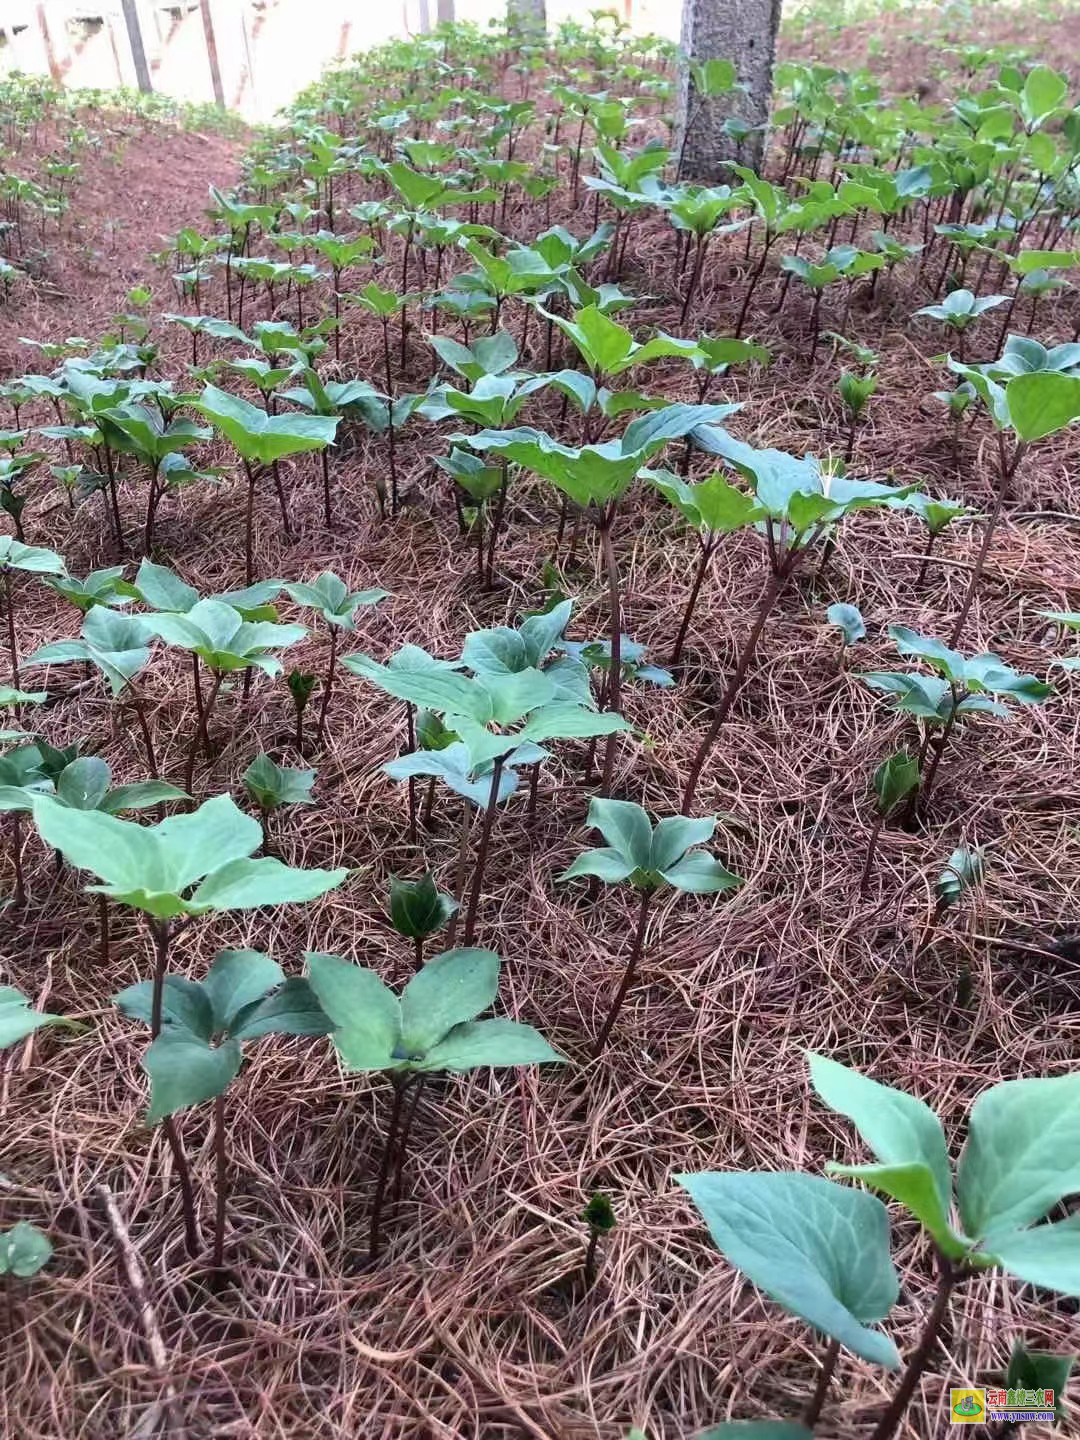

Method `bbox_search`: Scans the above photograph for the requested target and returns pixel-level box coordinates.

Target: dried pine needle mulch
[2,30,1080,1440]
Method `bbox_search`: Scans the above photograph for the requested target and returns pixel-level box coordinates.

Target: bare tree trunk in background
[437,0,455,21]
[675,0,781,177]
[417,0,432,32]
[507,0,546,34]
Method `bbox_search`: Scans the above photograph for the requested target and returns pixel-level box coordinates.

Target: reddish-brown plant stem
[868,1256,958,1440]
[598,506,623,798]
[591,886,652,1057]
[461,757,505,946]
[681,569,787,815]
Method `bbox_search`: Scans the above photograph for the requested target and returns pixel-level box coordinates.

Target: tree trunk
[507,0,545,33]
[675,0,781,178]
[437,0,454,19]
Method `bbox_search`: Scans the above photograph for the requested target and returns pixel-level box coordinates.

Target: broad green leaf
[143,1031,242,1122]
[0,985,62,1050]
[33,799,175,896]
[558,847,637,884]
[55,757,111,811]
[808,1053,956,1248]
[305,952,399,1071]
[986,1213,1080,1296]
[1022,66,1068,125]
[154,793,263,890]
[188,857,348,913]
[202,949,282,1033]
[399,947,500,1053]
[649,816,716,873]
[515,704,629,744]
[101,781,188,813]
[873,751,919,816]
[957,1073,1080,1239]
[193,384,338,464]
[586,798,653,869]
[827,603,866,646]
[0,1222,52,1278]
[660,852,741,894]
[384,744,523,810]
[417,1017,564,1072]
[675,1170,900,1368]
[343,649,492,723]
[229,976,333,1041]
[114,975,213,1039]
[1005,371,1080,441]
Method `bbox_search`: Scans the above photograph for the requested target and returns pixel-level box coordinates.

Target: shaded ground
[1,7,1080,1440]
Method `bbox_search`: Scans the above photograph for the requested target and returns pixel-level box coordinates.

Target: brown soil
[1,13,1079,1440]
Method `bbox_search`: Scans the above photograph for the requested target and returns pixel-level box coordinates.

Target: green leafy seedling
[388,871,458,974]
[0,1221,52,1278]
[0,537,66,688]
[560,798,740,1054]
[283,572,387,745]
[287,669,317,753]
[34,791,347,1257]
[808,1053,1080,1438]
[242,753,315,849]
[115,947,331,1268]
[305,946,563,1258]
[860,626,1052,813]
[146,600,307,796]
[859,750,920,895]
[191,385,338,584]
[826,602,865,665]
[582,1191,616,1289]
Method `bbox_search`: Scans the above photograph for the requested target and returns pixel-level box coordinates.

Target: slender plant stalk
[320,448,333,527]
[583,1227,601,1289]
[669,535,715,665]
[444,800,473,948]
[591,886,652,1057]
[681,570,786,814]
[413,935,424,974]
[242,459,258,587]
[369,1075,408,1261]
[461,757,505,946]
[8,811,26,907]
[869,1256,958,1440]
[947,435,1027,649]
[148,920,201,1259]
[98,893,110,966]
[102,443,124,555]
[212,1093,229,1270]
[484,458,509,589]
[598,508,623,797]
[915,529,938,589]
[859,815,886,896]
[315,625,339,747]
[126,686,159,778]
[405,702,418,845]
[803,1338,841,1428]
[184,669,225,798]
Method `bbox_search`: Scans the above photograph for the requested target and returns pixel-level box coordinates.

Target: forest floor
[1,4,1079,1440]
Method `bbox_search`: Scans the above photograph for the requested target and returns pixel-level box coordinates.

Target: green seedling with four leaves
[560,798,740,1055]
[115,947,331,1269]
[305,944,563,1259]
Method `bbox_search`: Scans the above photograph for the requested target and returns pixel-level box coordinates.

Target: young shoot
[560,799,740,1055]
[305,946,563,1258]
